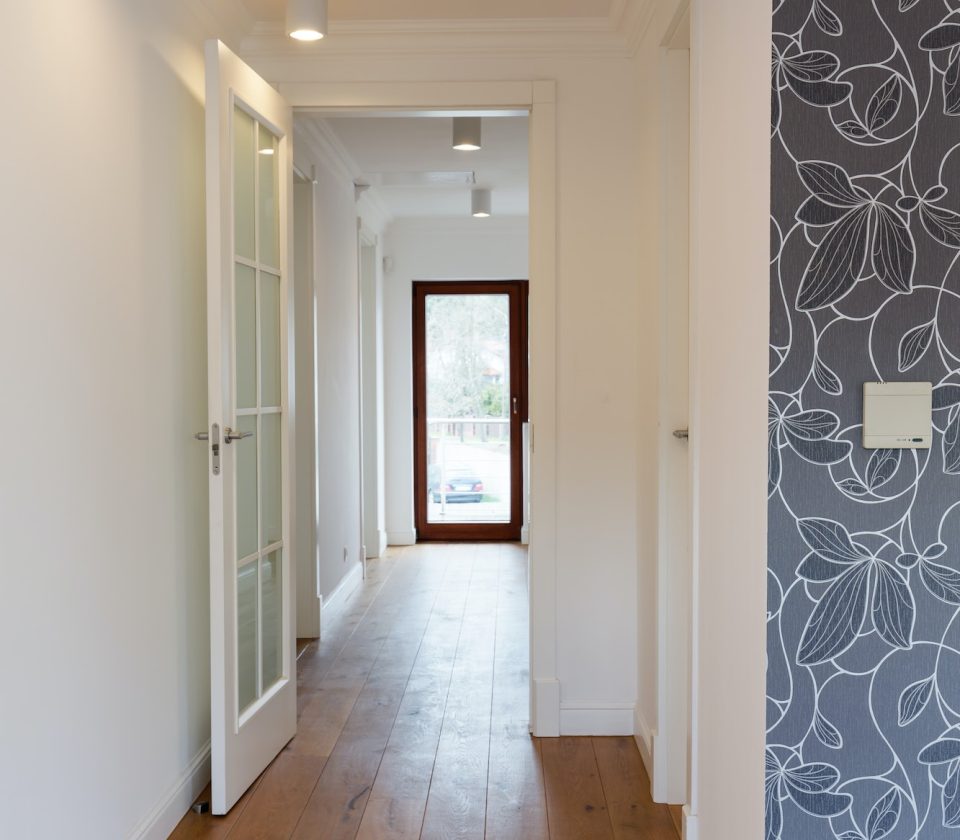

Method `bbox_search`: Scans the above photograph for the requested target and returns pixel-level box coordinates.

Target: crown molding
[294,118,395,229]
[239,1,654,60]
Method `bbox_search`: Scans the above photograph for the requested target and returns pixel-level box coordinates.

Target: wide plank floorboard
[169,543,678,840]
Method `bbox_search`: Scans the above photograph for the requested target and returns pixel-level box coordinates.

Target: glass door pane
[233,104,285,716]
[425,294,511,524]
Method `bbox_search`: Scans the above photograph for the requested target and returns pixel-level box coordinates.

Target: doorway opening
[413,280,528,541]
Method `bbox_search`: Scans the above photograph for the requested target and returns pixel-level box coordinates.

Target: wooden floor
[171,543,679,840]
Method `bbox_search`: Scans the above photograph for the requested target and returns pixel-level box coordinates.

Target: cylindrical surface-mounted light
[453,117,482,151]
[472,188,492,218]
[287,0,327,40]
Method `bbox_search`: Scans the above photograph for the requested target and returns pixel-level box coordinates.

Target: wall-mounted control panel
[863,382,932,449]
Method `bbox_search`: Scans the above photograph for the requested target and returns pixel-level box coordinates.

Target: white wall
[292,130,371,603]
[294,178,320,637]
[242,45,646,730]
[0,2,246,837]
[381,217,529,543]
[359,238,387,558]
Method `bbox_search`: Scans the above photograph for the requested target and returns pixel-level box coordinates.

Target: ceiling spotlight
[453,117,482,151]
[287,0,327,41]
[472,188,492,218]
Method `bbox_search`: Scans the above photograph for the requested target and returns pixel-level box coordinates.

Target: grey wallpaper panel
[769,1,960,837]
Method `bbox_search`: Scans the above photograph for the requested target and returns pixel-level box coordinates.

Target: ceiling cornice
[239,1,654,61]
[294,119,395,228]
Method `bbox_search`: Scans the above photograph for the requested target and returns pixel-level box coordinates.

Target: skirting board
[128,741,210,840]
[520,524,530,545]
[560,704,635,736]
[320,561,364,630]
[683,806,698,840]
[633,706,655,777]
[386,530,417,546]
[532,677,560,737]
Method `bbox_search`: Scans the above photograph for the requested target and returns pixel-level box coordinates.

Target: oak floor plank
[167,776,263,840]
[592,737,678,840]
[170,544,680,840]
[541,737,615,840]
[226,753,327,840]
[669,804,683,837]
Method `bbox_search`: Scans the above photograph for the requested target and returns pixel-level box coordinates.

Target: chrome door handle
[673,428,689,440]
[224,427,253,443]
[194,432,209,441]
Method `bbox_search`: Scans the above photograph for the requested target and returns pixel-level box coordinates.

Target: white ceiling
[244,0,613,22]
[307,115,529,219]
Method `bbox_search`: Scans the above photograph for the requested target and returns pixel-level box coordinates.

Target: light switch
[863,382,932,449]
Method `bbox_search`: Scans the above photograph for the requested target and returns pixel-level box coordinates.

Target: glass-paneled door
[203,40,295,815]
[413,281,528,541]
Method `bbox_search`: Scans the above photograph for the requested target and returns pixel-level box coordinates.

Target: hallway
[172,543,677,839]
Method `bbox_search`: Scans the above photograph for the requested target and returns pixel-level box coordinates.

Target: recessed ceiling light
[453,117,482,151]
[472,188,492,218]
[287,0,327,41]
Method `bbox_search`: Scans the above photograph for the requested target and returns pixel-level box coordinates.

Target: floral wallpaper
[769,0,960,837]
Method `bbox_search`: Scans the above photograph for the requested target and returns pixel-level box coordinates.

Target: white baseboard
[321,561,364,630]
[682,806,698,840]
[560,703,635,736]
[386,530,416,546]
[364,530,388,558]
[532,678,561,737]
[128,741,210,840]
[520,524,530,545]
[634,706,655,777]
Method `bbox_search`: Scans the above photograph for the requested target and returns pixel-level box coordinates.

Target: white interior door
[203,39,295,815]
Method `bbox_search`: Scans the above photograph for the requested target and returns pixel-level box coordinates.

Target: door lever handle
[673,428,689,440]
[194,432,209,441]
[224,427,254,443]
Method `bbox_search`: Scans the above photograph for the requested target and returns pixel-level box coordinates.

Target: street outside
[427,437,511,523]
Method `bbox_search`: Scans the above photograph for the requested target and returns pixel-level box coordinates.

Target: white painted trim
[386,530,417,546]
[365,529,388,559]
[634,706,654,776]
[386,216,528,237]
[682,806,699,840]
[127,742,210,840]
[294,118,359,183]
[532,678,561,737]
[560,704,635,736]
[277,77,558,746]
[320,561,364,628]
[241,3,655,59]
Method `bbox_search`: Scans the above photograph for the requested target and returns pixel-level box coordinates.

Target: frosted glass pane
[261,550,282,690]
[260,272,281,407]
[258,127,279,269]
[235,264,257,410]
[425,294,512,524]
[237,560,258,713]
[260,413,282,548]
[236,414,258,560]
[234,106,255,261]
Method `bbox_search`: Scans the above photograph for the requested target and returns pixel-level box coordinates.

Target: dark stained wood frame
[413,280,529,542]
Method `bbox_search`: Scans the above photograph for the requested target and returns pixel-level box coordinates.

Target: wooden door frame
[412,280,528,542]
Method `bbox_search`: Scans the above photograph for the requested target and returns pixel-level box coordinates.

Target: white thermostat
[863,382,932,449]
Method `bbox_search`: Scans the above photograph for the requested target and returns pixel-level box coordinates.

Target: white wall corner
[682,806,699,840]
[520,524,530,545]
[634,706,655,777]
[127,741,210,840]
[532,678,561,737]
[559,704,635,736]
[386,530,417,546]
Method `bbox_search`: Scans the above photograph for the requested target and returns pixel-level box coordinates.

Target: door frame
[412,280,528,542]
[279,80,561,736]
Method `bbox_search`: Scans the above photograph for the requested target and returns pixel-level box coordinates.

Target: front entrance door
[203,39,295,814]
[413,280,528,541]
